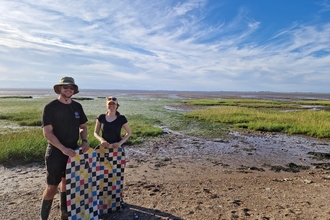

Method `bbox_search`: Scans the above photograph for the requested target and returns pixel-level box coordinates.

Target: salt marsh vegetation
[1,95,330,164]
[185,98,330,138]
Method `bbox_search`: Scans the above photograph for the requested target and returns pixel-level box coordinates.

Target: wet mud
[126,128,330,173]
[1,128,330,219]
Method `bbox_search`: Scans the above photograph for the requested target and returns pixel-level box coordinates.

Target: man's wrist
[82,139,88,143]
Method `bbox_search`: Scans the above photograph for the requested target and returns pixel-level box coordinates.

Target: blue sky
[0,0,330,92]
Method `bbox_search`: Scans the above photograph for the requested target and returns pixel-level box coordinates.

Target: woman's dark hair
[115,110,121,117]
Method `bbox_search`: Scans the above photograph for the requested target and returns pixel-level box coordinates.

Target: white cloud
[0,0,329,92]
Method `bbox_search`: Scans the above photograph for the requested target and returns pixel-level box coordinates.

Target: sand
[1,128,330,220]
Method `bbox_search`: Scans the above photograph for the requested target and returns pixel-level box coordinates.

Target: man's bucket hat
[53,76,79,94]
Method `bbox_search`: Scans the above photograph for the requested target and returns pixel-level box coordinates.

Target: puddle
[163,106,188,112]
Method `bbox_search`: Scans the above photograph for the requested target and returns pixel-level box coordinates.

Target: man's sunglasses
[62,85,75,90]
[107,97,117,101]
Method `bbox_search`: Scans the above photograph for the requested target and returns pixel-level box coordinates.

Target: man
[40,76,90,220]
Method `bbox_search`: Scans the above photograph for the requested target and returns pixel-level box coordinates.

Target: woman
[94,96,131,212]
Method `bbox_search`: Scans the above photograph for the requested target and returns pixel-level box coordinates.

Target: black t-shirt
[97,114,128,143]
[42,99,88,149]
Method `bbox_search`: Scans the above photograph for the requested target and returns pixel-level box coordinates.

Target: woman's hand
[100,139,109,148]
[100,139,121,149]
[112,142,121,148]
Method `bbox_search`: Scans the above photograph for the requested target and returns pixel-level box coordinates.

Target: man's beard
[60,91,73,99]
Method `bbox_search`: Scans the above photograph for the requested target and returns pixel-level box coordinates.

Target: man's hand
[81,141,90,153]
[62,147,76,157]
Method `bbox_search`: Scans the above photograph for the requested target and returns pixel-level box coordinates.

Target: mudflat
[1,128,330,220]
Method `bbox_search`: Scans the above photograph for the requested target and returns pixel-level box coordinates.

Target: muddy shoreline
[132,128,330,168]
[1,128,330,219]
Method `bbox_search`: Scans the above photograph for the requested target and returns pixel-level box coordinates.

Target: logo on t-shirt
[75,112,80,119]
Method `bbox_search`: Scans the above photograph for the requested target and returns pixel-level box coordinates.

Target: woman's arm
[94,119,109,147]
[117,122,132,147]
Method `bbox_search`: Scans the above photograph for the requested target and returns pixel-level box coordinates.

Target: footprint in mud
[232,199,242,206]
[142,183,162,196]
[154,161,167,168]
[242,208,251,216]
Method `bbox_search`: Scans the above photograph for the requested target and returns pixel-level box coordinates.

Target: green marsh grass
[0,110,42,126]
[185,98,330,108]
[295,100,330,106]
[0,96,183,163]
[184,98,305,109]
[0,96,33,99]
[185,99,330,138]
[0,128,46,163]
[2,95,330,164]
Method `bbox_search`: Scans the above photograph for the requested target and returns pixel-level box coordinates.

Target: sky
[0,0,330,93]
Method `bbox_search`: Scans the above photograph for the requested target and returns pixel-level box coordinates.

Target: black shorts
[45,146,69,185]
